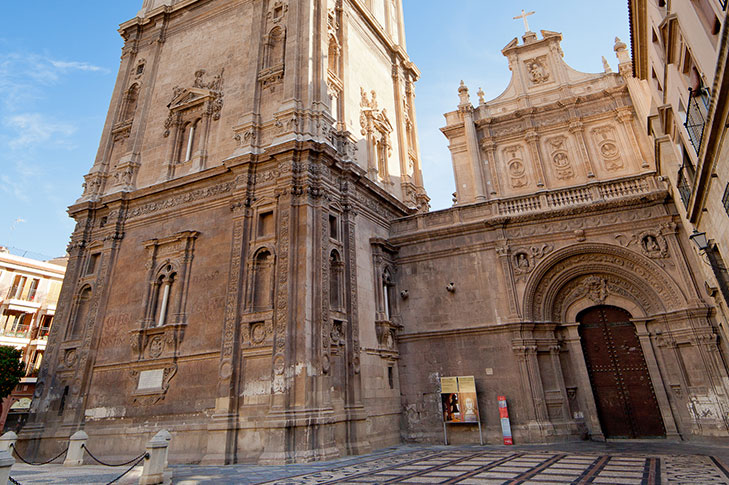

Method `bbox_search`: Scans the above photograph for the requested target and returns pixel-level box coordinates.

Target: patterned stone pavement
[9,443,729,484]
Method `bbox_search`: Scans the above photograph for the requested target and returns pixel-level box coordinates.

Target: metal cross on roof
[513,9,536,33]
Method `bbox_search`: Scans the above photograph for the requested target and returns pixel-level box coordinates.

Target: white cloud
[50,60,108,73]
[4,113,76,150]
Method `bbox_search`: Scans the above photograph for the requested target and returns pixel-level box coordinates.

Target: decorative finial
[477,88,485,105]
[602,56,613,73]
[513,9,536,33]
[613,36,627,52]
[458,81,470,105]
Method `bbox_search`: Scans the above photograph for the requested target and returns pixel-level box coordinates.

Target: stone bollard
[63,430,88,467]
[139,430,171,485]
[153,430,172,468]
[0,449,15,485]
[0,432,17,453]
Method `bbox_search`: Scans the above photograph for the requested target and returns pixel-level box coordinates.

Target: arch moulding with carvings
[522,243,688,322]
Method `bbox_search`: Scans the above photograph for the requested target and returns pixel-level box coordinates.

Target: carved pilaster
[568,120,596,178]
[525,130,546,187]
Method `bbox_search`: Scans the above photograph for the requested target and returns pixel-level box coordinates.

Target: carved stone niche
[375,319,402,352]
[130,231,199,361]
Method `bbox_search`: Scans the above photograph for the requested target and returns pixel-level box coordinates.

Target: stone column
[562,323,605,441]
[568,121,596,178]
[458,82,487,201]
[616,108,650,168]
[525,130,546,187]
[481,140,501,196]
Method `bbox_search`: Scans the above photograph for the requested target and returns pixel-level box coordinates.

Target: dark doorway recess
[578,305,666,439]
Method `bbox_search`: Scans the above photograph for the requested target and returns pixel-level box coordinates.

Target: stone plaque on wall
[137,369,164,390]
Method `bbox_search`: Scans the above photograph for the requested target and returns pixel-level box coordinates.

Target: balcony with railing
[685,87,710,154]
[0,324,31,339]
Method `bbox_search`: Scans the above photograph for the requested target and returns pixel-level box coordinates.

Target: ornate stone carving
[545,135,574,180]
[524,244,687,321]
[163,68,225,138]
[127,181,233,220]
[524,56,550,85]
[503,145,528,188]
[591,125,624,171]
[513,244,554,280]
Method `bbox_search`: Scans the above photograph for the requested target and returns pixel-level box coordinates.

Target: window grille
[723,183,729,216]
[685,87,710,154]
[677,168,692,208]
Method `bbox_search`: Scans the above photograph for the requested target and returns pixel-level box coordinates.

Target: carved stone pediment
[168,87,213,112]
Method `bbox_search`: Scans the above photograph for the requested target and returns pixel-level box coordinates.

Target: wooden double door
[578,306,665,438]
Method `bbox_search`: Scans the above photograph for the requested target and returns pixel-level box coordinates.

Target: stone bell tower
[24,0,426,464]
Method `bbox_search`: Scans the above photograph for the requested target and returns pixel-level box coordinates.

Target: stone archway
[523,243,688,322]
[521,244,685,440]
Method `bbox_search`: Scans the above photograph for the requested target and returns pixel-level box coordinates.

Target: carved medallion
[148,336,164,359]
[524,56,550,85]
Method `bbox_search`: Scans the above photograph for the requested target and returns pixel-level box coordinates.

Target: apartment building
[0,247,66,431]
[629,0,729,330]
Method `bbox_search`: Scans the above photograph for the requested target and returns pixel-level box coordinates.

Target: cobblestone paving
[9,443,729,484]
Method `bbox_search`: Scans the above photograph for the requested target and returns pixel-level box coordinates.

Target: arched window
[67,286,92,340]
[179,119,200,162]
[252,250,274,310]
[382,269,394,320]
[330,250,344,311]
[265,27,286,68]
[152,266,176,327]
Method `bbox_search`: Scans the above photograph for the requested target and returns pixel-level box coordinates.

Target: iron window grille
[723,183,729,217]
[685,86,711,154]
[677,167,692,209]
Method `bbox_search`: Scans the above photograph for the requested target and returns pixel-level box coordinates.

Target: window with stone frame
[382,268,395,321]
[66,286,92,340]
[177,118,201,163]
[264,26,286,70]
[130,231,198,362]
[151,265,177,328]
[251,249,275,311]
[722,183,729,217]
[329,250,344,312]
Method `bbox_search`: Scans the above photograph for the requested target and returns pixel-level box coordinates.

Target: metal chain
[105,452,149,485]
[82,444,147,467]
[11,445,68,466]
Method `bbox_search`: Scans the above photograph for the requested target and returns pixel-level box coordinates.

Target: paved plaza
[9,441,729,484]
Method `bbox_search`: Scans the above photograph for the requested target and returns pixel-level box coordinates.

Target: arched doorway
[578,305,665,438]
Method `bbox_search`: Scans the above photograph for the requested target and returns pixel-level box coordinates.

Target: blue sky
[0,1,629,259]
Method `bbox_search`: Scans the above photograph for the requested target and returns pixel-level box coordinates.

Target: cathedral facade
[21,0,729,464]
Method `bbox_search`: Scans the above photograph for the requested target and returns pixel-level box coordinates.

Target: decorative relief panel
[512,244,554,281]
[524,56,550,85]
[503,145,528,188]
[360,88,393,183]
[591,125,624,171]
[545,136,574,180]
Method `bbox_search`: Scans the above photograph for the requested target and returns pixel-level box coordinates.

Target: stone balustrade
[391,174,664,235]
